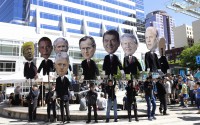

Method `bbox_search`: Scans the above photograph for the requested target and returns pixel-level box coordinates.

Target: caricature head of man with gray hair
[145,26,159,52]
[121,33,138,56]
[54,52,69,77]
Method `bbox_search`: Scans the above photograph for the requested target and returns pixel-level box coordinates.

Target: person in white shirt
[97,93,107,110]
[164,77,171,105]
[188,76,196,105]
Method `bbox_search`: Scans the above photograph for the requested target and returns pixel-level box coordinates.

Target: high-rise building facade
[0,0,145,41]
[145,10,175,50]
[0,0,147,78]
[192,19,200,43]
[174,24,193,48]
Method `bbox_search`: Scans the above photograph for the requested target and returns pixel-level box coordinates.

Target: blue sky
[144,0,198,26]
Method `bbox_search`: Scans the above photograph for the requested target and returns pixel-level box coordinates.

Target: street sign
[196,55,200,64]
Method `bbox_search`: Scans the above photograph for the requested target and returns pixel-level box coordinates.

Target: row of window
[31,9,136,26]
[0,61,15,72]
[31,0,135,18]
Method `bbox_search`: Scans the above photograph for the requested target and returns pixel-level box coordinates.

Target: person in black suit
[22,42,38,80]
[54,52,71,123]
[121,33,142,78]
[79,36,100,81]
[37,37,54,76]
[46,84,57,122]
[126,80,139,122]
[102,30,124,78]
[86,83,98,123]
[156,77,168,115]
[53,37,72,75]
[145,27,161,72]
[26,84,39,122]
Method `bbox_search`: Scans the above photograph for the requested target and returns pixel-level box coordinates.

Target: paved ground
[0,90,200,124]
[0,104,200,125]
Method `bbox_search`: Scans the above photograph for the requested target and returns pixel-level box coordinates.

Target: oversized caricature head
[22,42,34,61]
[54,52,69,77]
[159,38,166,56]
[103,29,120,54]
[145,27,159,52]
[79,36,96,60]
[38,37,53,59]
[53,37,69,54]
[121,33,138,56]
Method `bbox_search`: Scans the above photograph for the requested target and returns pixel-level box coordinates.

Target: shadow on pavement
[177,116,200,121]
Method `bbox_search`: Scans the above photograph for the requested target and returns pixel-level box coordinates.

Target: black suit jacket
[145,51,160,72]
[103,54,123,76]
[37,59,54,75]
[156,81,166,96]
[55,76,71,99]
[24,62,37,79]
[81,59,99,80]
[123,56,142,75]
[159,56,169,74]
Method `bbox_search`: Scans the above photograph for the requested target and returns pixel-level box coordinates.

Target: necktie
[87,60,90,68]
[28,62,31,68]
[110,56,113,62]
[129,56,132,64]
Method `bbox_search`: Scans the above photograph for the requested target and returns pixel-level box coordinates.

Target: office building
[0,0,148,92]
[192,19,200,43]
[145,10,175,50]
[174,24,194,48]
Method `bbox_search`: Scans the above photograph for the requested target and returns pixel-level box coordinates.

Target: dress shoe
[95,120,98,123]
[135,118,139,122]
[129,118,131,122]
[105,119,109,123]
[163,112,169,115]
[53,118,57,122]
[86,121,91,124]
[46,119,50,122]
[114,119,118,122]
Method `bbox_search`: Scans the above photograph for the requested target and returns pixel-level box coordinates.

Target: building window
[0,61,16,72]
[0,44,19,56]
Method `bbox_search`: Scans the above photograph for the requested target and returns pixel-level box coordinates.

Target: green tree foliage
[178,43,200,70]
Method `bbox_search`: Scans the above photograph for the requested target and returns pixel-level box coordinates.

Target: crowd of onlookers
[4,72,200,122]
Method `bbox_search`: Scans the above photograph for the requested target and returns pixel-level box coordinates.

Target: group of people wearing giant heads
[21,26,169,122]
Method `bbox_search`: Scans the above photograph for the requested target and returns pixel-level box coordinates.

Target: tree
[178,43,200,71]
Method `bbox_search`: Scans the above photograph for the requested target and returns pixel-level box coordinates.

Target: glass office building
[0,0,146,78]
[145,10,175,50]
[0,0,145,41]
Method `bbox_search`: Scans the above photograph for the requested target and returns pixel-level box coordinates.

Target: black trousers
[47,102,56,119]
[87,104,97,121]
[60,100,70,122]
[159,95,167,113]
[28,103,37,121]
[127,101,138,120]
